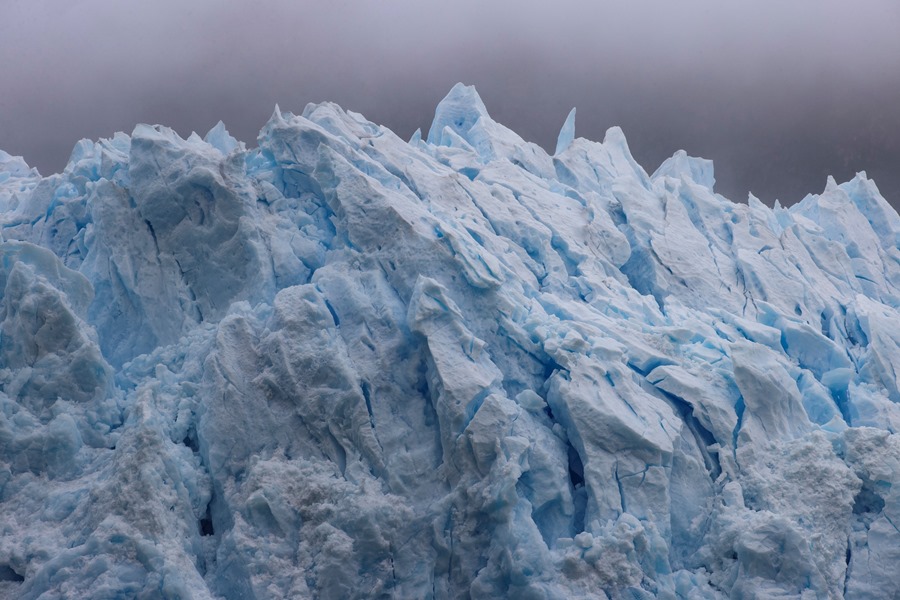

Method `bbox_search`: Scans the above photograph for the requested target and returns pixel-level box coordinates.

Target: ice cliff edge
[2,83,900,599]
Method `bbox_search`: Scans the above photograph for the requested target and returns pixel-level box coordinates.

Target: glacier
[1,82,900,599]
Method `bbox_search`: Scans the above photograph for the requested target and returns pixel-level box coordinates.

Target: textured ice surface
[2,83,900,599]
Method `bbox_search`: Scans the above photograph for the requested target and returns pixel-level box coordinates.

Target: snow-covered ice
[2,83,900,599]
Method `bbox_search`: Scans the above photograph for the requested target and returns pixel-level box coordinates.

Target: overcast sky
[2,1,899,206]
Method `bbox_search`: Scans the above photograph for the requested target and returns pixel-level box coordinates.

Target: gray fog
[2,0,899,206]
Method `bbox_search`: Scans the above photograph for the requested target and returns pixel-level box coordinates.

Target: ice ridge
[1,83,900,599]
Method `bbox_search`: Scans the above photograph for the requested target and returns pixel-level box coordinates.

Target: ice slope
[1,83,900,599]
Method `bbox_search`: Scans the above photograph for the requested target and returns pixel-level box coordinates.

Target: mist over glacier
[2,83,900,599]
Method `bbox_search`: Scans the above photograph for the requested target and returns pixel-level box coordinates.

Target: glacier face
[1,83,900,599]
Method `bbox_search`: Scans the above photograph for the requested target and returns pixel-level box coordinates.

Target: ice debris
[1,83,900,599]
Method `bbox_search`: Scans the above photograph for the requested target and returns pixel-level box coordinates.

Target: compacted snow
[1,84,900,599]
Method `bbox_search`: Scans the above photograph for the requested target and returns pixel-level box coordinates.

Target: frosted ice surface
[2,84,900,599]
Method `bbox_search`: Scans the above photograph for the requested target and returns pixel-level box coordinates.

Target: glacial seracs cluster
[2,84,900,599]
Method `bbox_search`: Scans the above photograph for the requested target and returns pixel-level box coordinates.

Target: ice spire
[555,107,576,155]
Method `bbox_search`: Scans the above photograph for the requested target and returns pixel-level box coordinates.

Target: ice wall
[2,83,900,599]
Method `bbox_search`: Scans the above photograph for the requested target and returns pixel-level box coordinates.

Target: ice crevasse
[1,83,900,599]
